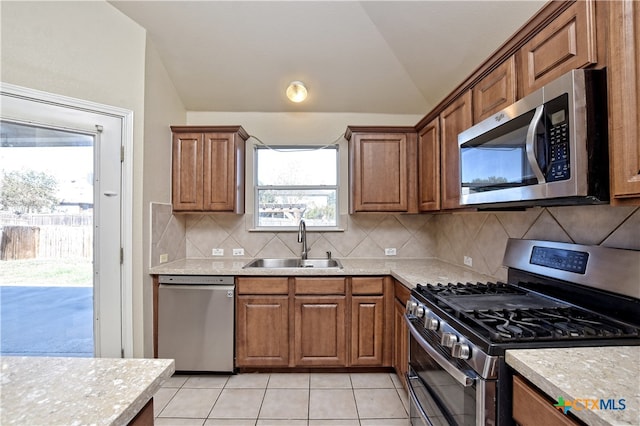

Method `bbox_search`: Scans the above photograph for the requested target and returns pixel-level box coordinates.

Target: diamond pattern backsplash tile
[151,203,639,281]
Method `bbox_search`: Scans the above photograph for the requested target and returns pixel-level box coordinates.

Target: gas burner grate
[462,307,640,343]
[418,282,525,297]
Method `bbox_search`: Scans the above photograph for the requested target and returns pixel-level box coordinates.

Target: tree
[0,169,59,214]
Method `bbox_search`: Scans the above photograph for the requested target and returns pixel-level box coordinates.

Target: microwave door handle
[406,317,475,387]
[526,105,546,184]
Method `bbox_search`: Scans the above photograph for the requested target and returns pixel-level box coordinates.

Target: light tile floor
[154,372,410,426]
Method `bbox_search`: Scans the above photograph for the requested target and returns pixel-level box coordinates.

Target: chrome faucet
[297,219,309,260]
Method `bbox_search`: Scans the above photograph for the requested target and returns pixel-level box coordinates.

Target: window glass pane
[257,147,337,185]
[257,189,337,227]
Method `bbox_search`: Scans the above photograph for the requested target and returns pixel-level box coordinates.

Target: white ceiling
[110,1,546,114]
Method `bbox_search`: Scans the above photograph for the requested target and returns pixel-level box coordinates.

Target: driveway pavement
[0,286,93,357]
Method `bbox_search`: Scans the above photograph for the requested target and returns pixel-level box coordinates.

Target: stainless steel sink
[243,258,343,269]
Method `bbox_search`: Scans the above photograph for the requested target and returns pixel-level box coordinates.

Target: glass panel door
[0,121,94,357]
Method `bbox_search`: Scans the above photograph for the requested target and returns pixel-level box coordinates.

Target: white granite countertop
[149,257,496,288]
[0,356,175,426]
[506,347,640,426]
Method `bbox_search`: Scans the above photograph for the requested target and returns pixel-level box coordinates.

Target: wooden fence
[0,225,92,260]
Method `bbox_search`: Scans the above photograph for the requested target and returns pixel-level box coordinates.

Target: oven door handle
[406,373,436,426]
[406,318,475,387]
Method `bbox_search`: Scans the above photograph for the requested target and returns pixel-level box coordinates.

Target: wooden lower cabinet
[512,375,579,426]
[350,295,384,366]
[236,295,289,367]
[393,281,411,389]
[235,276,392,369]
[294,296,347,366]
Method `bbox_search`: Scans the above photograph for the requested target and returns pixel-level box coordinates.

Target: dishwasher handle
[159,284,235,296]
[158,275,234,285]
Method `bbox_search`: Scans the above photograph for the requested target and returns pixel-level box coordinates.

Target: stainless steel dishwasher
[158,275,235,372]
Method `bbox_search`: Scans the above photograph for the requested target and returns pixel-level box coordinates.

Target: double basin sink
[243,258,343,269]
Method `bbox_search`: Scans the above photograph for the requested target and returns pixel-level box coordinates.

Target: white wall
[1,1,148,356]
[142,37,186,356]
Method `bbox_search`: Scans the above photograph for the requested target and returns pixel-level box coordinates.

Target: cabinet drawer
[237,277,289,295]
[352,277,384,295]
[294,278,345,295]
[512,375,579,426]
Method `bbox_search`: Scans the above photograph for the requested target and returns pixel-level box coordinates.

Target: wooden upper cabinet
[519,0,597,96]
[473,56,517,123]
[171,126,248,213]
[347,127,417,213]
[417,117,440,211]
[608,0,640,203]
[439,91,473,210]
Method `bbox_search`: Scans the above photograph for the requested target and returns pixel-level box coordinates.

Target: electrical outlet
[464,256,473,267]
[212,248,224,256]
[233,248,244,256]
[159,253,168,264]
[385,248,397,256]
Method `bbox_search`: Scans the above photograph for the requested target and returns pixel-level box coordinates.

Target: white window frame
[253,144,340,231]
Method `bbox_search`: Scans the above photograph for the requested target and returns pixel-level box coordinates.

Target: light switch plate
[212,248,224,256]
[233,248,244,256]
[464,256,473,267]
[385,248,397,256]
[159,253,168,264]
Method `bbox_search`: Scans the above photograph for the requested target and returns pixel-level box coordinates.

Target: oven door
[406,318,496,425]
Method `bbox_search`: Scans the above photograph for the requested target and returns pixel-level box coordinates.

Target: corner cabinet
[392,280,410,389]
[417,118,440,211]
[346,126,418,213]
[608,0,640,203]
[171,126,248,213]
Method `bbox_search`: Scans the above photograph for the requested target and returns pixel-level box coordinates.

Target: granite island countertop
[506,347,640,426]
[149,257,497,289]
[0,356,175,426]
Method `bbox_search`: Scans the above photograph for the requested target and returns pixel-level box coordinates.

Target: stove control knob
[424,318,439,331]
[405,301,417,315]
[441,333,458,348]
[415,304,425,318]
[451,343,471,360]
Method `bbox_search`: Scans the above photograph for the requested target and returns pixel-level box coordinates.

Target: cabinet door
[473,56,516,122]
[236,295,289,367]
[351,295,384,366]
[294,296,346,366]
[513,375,579,426]
[203,132,244,213]
[418,118,440,211]
[172,132,203,211]
[393,297,408,389]
[351,133,408,212]
[519,1,597,96]
[440,91,473,210]
[608,0,640,202]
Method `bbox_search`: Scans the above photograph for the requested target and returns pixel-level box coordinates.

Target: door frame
[0,82,134,358]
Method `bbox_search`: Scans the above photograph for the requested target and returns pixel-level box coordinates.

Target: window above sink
[254,145,339,230]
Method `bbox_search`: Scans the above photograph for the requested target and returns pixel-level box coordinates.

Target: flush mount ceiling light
[286,81,308,103]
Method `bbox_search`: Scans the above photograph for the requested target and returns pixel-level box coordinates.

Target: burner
[421,282,524,297]
[464,307,640,343]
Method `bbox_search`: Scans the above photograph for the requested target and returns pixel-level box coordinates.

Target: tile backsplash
[151,203,639,281]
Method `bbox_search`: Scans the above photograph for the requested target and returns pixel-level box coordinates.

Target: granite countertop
[149,257,497,288]
[0,356,175,426]
[506,347,640,426]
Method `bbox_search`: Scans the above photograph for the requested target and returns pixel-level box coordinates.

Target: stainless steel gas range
[404,239,640,426]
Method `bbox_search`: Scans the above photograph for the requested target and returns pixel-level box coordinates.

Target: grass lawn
[0,258,92,287]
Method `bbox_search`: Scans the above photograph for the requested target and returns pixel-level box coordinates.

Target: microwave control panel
[545,94,570,182]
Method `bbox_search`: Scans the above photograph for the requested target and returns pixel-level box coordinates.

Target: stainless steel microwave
[458,69,609,208]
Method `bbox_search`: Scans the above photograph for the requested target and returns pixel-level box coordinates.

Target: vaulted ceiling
[110,1,546,114]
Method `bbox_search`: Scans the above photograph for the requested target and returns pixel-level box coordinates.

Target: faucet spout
[297,219,308,260]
